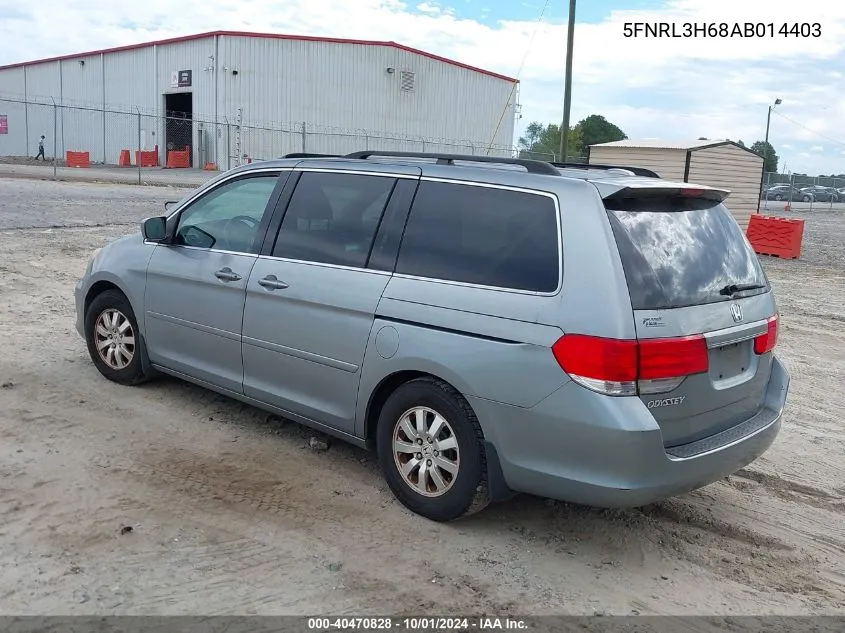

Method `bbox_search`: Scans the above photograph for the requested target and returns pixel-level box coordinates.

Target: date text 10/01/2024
[623,22,822,38]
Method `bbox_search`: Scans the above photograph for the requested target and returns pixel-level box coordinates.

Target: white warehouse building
[0,30,519,169]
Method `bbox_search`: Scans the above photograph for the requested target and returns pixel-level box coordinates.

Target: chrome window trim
[256,254,392,276]
[294,167,420,179]
[394,177,564,297]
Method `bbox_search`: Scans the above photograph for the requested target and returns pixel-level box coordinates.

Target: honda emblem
[730,303,743,323]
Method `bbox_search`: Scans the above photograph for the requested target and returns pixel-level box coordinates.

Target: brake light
[552,333,709,396]
[754,314,779,354]
[679,188,705,197]
[639,335,709,379]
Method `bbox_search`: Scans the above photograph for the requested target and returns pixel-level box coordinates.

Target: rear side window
[605,196,769,310]
[273,171,396,268]
[395,181,560,292]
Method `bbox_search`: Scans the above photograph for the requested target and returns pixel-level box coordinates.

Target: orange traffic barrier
[66,151,90,168]
[136,145,159,167]
[746,214,804,260]
[166,147,191,169]
[118,149,131,166]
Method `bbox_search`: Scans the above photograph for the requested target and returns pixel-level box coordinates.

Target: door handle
[257,275,289,290]
[214,267,242,282]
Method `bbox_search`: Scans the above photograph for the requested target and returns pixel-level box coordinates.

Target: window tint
[272,171,396,267]
[605,197,770,310]
[395,181,560,292]
[174,175,279,253]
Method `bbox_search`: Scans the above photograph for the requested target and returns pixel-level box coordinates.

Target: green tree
[518,114,626,161]
[572,114,627,149]
[750,140,779,173]
[517,122,581,160]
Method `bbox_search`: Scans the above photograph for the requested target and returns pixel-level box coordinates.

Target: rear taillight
[754,314,779,354]
[552,333,709,396]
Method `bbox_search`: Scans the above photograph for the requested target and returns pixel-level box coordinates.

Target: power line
[485,0,552,155]
[771,110,845,148]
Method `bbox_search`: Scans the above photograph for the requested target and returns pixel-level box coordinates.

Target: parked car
[74,151,789,522]
[763,184,809,201]
[799,185,840,203]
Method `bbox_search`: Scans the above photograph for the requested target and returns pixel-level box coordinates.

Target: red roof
[0,29,518,83]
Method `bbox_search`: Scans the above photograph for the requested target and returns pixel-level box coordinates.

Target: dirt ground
[0,177,843,617]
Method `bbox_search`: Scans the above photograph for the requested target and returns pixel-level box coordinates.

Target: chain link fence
[518,150,588,164]
[761,171,845,210]
[0,96,519,174]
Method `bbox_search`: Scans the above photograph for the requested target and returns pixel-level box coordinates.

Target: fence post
[136,108,142,185]
[226,117,231,171]
[301,122,306,153]
[102,105,107,166]
[51,97,57,180]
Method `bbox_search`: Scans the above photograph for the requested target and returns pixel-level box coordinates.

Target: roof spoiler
[551,162,660,178]
[601,183,731,203]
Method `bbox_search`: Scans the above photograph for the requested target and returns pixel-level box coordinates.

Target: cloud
[0,0,843,173]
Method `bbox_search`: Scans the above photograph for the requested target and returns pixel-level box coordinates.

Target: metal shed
[588,139,765,229]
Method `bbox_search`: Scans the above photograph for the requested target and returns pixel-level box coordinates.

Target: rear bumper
[470,356,790,508]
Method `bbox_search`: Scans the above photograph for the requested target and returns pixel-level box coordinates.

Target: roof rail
[551,162,660,179]
[283,152,342,158]
[345,151,562,176]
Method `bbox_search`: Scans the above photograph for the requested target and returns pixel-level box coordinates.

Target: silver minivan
[74,151,790,521]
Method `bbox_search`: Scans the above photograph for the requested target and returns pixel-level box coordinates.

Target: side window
[174,174,280,253]
[395,181,560,292]
[272,171,396,268]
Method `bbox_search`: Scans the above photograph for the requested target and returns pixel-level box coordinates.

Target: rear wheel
[376,377,489,521]
[84,289,150,385]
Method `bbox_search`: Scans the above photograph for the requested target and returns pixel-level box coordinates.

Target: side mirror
[142,216,167,242]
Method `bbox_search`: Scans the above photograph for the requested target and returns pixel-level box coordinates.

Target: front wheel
[376,377,489,521]
[84,289,150,385]
[802,195,811,202]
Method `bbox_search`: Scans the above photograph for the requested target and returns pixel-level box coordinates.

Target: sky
[0,0,843,176]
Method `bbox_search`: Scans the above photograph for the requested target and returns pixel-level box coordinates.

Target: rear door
[241,164,421,435]
[604,189,779,447]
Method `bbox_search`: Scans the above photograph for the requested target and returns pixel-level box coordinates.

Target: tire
[84,289,150,385]
[803,195,811,202]
[774,194,783,201]
[376,377,489,521]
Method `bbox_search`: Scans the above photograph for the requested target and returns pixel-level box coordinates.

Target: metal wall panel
[17,62,63,160]
[0,68,29,157]
[216,35,516,163]
[103,48,157,164]
[59,55,105,162]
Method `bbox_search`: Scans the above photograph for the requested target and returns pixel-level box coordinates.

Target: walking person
[35,135,46,160]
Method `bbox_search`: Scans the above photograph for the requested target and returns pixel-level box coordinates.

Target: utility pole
[558,0,576,162]
[758,97,781,212]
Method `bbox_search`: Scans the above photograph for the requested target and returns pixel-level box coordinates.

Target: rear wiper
[719,283,766,297]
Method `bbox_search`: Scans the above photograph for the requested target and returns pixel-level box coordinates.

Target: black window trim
[153,168,291,256]
[391,176,565,297]
[258,166,419,274]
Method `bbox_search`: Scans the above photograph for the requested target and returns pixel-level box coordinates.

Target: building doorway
[164,92,193,165]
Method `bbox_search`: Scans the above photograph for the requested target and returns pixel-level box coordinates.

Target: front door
[241,167,420,434]
[144,171,286,393]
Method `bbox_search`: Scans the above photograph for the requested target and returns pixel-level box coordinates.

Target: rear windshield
[605,196,769,310]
